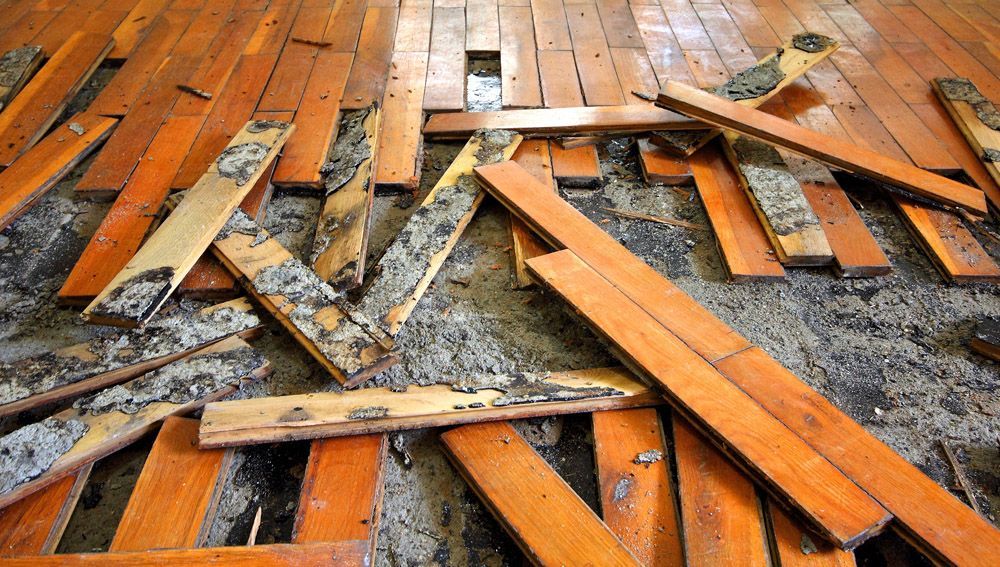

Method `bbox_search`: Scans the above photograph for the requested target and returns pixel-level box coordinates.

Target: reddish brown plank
[499,5,541,108]
[256,6,333,113]
[374,51,428,191]
[769,502,858,567]
[0,465,91,556]
[109,0,173,59]
[423,6,466,111]
[530,0,571,50]
[537,49,603,186]
[394,0,432,51]
[322,0,367,51]
[631,4,695,86]
[466,0,500,55]
[566,4,625,105]
[340,7,399,110]
[0,542,370,566]
[638,139,693,185]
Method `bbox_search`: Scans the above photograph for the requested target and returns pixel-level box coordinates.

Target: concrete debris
[320,106,374,196]
[88,267,175,323]
[217,142,270,186]
[711,54,785,101]
[450,371,624,407]
[791,32,835,53]
[731,136,820,236]
[0,45,41,88]
[0,417,89,495]
[633,449,664,466]
[936,77,1000,131]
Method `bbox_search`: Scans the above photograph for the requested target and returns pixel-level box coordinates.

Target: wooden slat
[637,139,693,185]
[199,367,658,447]
[510,139,555,288]
[0,46,43,111]
[0,542,369,566]
[241,0,299,56]
[660,0,714,50]
[524,249,890,549]
[631,5,695,87]
[593,409,683,565]
[110,417,232,551]
[610,47,658,101]
[322,0,367,51]
[0,113,117,231]
[256,6,332,113]
[932,78,1000,206]
[373,51,427,191]
[423,6,466,111]
[0,32,112,167]
[595,0,643,48]
[537,49,602,186]
[340,7,399,110]
[0,465,92,556]
[83,121,293,328]
[440,421,641,566]
[499,5,541,108]
[109,0,173,59]
[566,3,625,105]
[768,502,858,567]
[465,0,500,55]
[394,0,432,51]
[530,0,571,50]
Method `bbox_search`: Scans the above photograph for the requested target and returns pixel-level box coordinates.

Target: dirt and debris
[710,53,785,101]
[320,105,374,195]
[177,84,212,99]
[731,136,821,236]
[984,148,1000,163]
[650,130,706,154]
[347,405,390,420]
[792,32,835,53]
[87,266,175,323]
[801,533,819,555]
[974,319,999,346]
[449,371,625,407]
[246,120,290,134]
[0,417,88,494]
[0,45,41,88]
[633,449,664,466]
[936,77,1000,131]
[611,475,633,502]
[217,142,271,186]
[67,122,85,136]
[215,209,270,245]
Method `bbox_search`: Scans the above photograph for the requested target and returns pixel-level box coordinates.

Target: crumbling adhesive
[0,417,89,495]
[731,137,820,236]
[450,371,625,407]
[937,77,1000,131]
[89,266,175,323]
[217,142,270,186]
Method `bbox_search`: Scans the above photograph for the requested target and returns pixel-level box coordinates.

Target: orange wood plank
[844,0,918,43]
[530,0,571,50]
[537,49,602,185]
[109,0,174,59]
[0,465,91,556]
[499,5,541,108]
[510,139,554,287]
[721,0,782,47]
[257,6,333,113]
[441,421,640,566]
[630,4,695,86]
[595,0,643,47]
[910,0,985,42]
[567,4,625,105]
[693,4,759,72]
[610,47,658,99]
[593,409,683,566]
[110,417,232,551]
[394,0,432,51]
[0,11,59,55]
[0,542,370,566]
[340,7,399,110]
[241,0,299,56]
[660,0,714,50]
[374,51,427,191]
[423,6,466,111]
[638,139,693,185]
[769,502,858,566]
[466,0,500,55]
[322,0,367,51]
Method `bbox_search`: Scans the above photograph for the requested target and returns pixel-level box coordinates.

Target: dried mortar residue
[936,77,1000,131]
[711,54,785,101]
[0,417,88,494]
[73,346,265,415]
[320,106,373,196]
[246,120,290,133]
[611,476,633,502]
[984,148,1000,163]
[347,405,390,420]
[215,208,270,245]
[67,122,85,136]
[633,449,664,466]
[651,130,706,154]
[450,371,625,407]
[732,137,821,236]
[792,32,835,53]
[0,45,41,88]
[217,142,270,186]
[88,266,175,323]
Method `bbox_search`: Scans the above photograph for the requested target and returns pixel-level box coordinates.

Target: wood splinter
[176,84,212,100]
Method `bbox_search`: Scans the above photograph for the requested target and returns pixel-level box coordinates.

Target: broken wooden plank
[312,104,380,291]
[0,542,369,566]
[110,416,232,551]
[440,421,641,566]
[423,6,466,112]
[768,501,858,567]
[374,51,428,192]
[510,139,555,288]
[0,32,112,167]
[1,299,261,419]
[356,130,522,335]
[525,249,891,549]
[593,408,683,566]
[0,464,92,556]
[199,367,660,447]
[657,81,989,215]
[0,45,43,111]
[932,77,1000,207]
[970,319,1000,362]
[0,335,269,510]
[0,113,117,231]
[537,49,603,187]
[637,139,693,185]
[83,120,294,328]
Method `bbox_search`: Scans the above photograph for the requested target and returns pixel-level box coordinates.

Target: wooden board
[525,249,891,549]
[537,49,602,186]
[357,131,521,335]
[110,417,232,551]
[510,139,555,288]
[83,120,294,328]
[0,299,261,418]
[0,113,117,231]
[596,0,643,48]
[768,502,858,567]
[499,6,541,108]
[0,32,112,167]
[657,81,989,215]
[637,139,692,185]
[323,0,368,51]
[394,0,432,52]
[340,7,399,110]
[0,46,43,111]
[673,416,769,565]
[199,367,660,447]
[465,0,500,55]
[566,3,624,106]
[0,336,269,510]
[374,51,427,192]
[423,7,466,111]
[0,542,370,566]
[530,0,571,50]
[440,421,641,566]
[312,105,380,291]
[108,0,173,59]
[257,7,332,113]
[932,78,1000,204]
[0,464,91,556]
[592,409,683,566]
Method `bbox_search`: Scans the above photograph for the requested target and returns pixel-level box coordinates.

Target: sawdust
[217,142,270,186]
[732,136,820,236]
[0,417,88,495]
[88,267,175,323]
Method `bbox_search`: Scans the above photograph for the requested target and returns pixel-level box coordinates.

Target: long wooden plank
[440,421,641,566]
[932,77,1000,203]
[0,113,117,231]
[0,32,112,167]
[322,0,367,51]
[395,0,432,51]
[423,6,466,111]
[257,6,331,113]
[530,0,571,50]
[83,121,294,328]
[510,139,555,288]
[0,46,43,111]
[465,0,500,55]
[0,464,92,556]
[199,367,660,447]
[499,5,541,108]
[108,0,173,59]
[657,81,988,214]
[566,3,624,106]
[630,4,695,87]
[0,299,261,418]
[110,417,232,551]
[596,0,643,48]
[358,131,521,334]
[374,51,427,191]
[768,502,858,567]
[340,7,399,110]
[593,409,683,566]
[0,542,369,566]
[0,336,269,510]
[537,49,602,186]
[524,249,891,549]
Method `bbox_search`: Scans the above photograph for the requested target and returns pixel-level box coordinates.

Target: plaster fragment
[633,449,663,466]
[0,417,88,495]
[217,142,270,186]
[89,267,175,322]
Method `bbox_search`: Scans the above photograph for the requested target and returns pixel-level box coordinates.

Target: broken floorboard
[769,500,858,567]
[0,464,92,556]
[0,336,269,510]
[440,421,641,566]
[932,77,1000,209]
[0,46,43,111]
[970,319,1000,362]
[198,367,659,448]
[637,139,693,185]
[510,139,556,289]
[82,120,294,328]
[0,542,370,566]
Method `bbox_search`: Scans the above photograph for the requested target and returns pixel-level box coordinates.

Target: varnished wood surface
[0,542,370,566]
[0,465,92,556]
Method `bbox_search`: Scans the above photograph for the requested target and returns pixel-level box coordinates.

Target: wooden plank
[596,0,643,47]
[374,51,427,191]
[241,0,299,56]
[0,32,112,167]
[510,139,555,288]
[110,417,232,551]
[358,131,521,334]
[0,336,269,510]
[499,5,541,108]
[609,47,658,100]
[657,81,989,214]
[199,367,659,447]
[0,113,117,231]
[394,0,432,51]
[524,249,891,549]
[530,0,571,50]
[423,6,466,111]
[566,3,625,105]
[0,298,261,418]
[0,12,58,56]
[0,542,369,566]
[689,141,786,280]
[768,502,858,567]
[322,0,367,51]
[83,121,294,328]
[537,49,602,186]
[592,409,683,566]
[637,139,693,185]
[660,0,714,50]
[109,0,173,59]
[0,465,92,556]
[440,421,641,566]
[465,0,500,55]
[272,51,354,187]
[630,4,696,86]
[341,7,399,110]
[256,7,333,113]
[0,46,43,111]
[312,105,380,290]
[932,78,1000,205]
[721,0,782,47]
[673,415,770,565]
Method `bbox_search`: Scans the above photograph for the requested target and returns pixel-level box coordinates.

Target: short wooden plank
[524,249,891,549]
[0,46,43,111]
[424,105,698,138]
[510,139,555,288]
[110,417,232,551]
[322,0,368,51]
[241,0,298,56]
[109,0,173,59]
[499,6,541,108]
[83,121,294,328]
[465,0,500,55]
[199,367,658,447]
[423,7,466,111]
[0,336,269,510]
[394,0,432,51]
[0,542,369,566]
[537,49,602,186]
[637,139,692,185]
[932,78,1000,205]
[374,51,428,191]
[530,0,571,50]
[566,4,625,105]
[673,415,770,565]
[0,32,112,167]
[358,131,521,334]
[0,465,92,556]
[768,502,858,567]
[631,5,695,87]
[256,7,333,113]
[593,408,683,566]
[312,105,380,291]
[0,113,117,231]
[440,421,641,566]
[595,0,643,49]
[341,7,399,110]
[657,81,989,214]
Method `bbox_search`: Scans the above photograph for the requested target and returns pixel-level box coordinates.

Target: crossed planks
[932,77,1000,208]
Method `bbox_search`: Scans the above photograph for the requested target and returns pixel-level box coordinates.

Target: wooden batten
[932,77,1000,211]
[509,139,556,289]
[0,542,370,566]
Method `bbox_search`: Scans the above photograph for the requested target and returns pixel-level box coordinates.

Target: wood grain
[374,51,427,191]
[499,6,541,108]
[510,139,555,288]
[537,49,602,186]
[0,542,370,566]
[0,465,92,556]
[423,7,466,111]
[768,501,858,567]
[341,7,399,110]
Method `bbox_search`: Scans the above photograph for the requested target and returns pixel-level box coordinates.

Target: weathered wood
[312,105,380,291]
[499,5,541,108]
[537,49,602,187]
[932,77,1000,208]
[0,542,370,566]
[83,120,294,328]
[465,0,500,56]
[340,7,399,110]
[200,367,659,447]
[1,299,261,418]
[354,130,522,335]
[440,421,641,566]
[0,464,92,556]
[423,7,466,112]
[0,336,269,510]
[0,46,43,111]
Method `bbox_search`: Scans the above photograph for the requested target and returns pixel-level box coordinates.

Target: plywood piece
[638,139,693,185]
[466,0,500,55]
[499,6,541,108]
[341,7,399,110]
[374,51,427,191]
[769,502,858,567]
[199,367,659,447]
[510,139,554,288]
[440,421,641,566]
[0,542,369,566]
[0,46,43,111]
[423,7,466,111]
[0,464,91,556]
[566,4,625,105]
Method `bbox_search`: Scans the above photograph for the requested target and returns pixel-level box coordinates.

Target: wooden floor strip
[0,46,43,111]
[465,0,500,56]
[423,6,466,111]
[637,139,692,185]
[530,0,571,50]
[374,50,427,191]
[931,78,1000,207]
[768,501,858,567]
[537,49,603,186]
[0,542,369,566]
[394,0,432,52]
[108,0,173,59]
[499,5,541,108]
[0,464,92,556]
[341,7,399,110]
[256,6,333,113]
[510,139,555,288]
[567,3,625,106]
